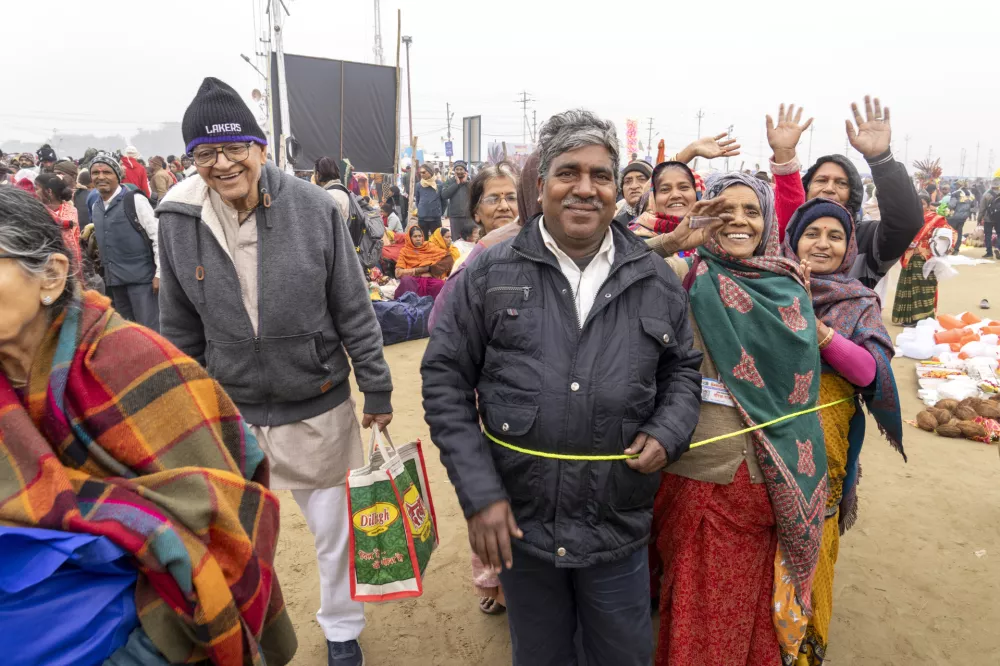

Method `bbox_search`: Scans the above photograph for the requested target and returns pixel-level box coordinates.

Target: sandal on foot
[479,596,507,615]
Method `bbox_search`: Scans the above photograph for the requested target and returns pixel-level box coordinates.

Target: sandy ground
[274,248,1000,665]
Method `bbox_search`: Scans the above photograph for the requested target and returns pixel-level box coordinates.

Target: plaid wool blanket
[0,291,296,666]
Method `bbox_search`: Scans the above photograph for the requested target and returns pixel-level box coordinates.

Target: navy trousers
[499,547,652,666]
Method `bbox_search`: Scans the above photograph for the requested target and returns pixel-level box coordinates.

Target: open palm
[766,104,813,161]
[846,96,891,159]
[691,132,741,160]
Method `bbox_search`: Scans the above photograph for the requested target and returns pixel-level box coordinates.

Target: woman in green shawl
[649,172,829,666]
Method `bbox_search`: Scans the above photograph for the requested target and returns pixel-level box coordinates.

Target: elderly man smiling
[156,77,393,666]
[422,109,703,665]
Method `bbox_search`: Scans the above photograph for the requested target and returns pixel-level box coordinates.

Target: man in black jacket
[441,160,473,239]
[979,177,1000,259]
[801,96,923,289]
[421,109,702,666]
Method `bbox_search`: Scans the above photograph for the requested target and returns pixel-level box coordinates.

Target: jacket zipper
[255,200,269,425]
[511,247,581,331]
[485,285,532,301]
[196,212,268,421]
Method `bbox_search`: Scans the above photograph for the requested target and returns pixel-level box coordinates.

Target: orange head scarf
[397,225,453,269]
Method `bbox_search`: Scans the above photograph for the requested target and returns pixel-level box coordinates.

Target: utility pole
[646,117,655,158]
[725,124,734,171]
[696,108,705,138]
[927,144,933,161]
[960,148,967,177]
[372,0,384,65]
[808,124,815,165]
[445,102,454,169]
[989,150,995,180]
[272,0,291,170]
[904,134,911,167]
[402,35,416,218]
[515,91,534,144]
[532,110,538,144]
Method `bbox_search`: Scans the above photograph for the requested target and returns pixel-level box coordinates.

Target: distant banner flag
[625,118,639,158]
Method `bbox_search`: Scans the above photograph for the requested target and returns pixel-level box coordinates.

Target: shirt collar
[539,217,615,265]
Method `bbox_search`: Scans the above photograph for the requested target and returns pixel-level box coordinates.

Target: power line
[515,91,535,143]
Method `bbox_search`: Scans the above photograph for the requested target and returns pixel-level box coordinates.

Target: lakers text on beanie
[182,77,268,153]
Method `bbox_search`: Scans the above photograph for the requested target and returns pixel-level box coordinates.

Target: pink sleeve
[774,172,806,242]
[821,332,876,387]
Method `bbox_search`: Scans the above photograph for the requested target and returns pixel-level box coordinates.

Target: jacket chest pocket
[629,316,677,387]
[485,285,542,353]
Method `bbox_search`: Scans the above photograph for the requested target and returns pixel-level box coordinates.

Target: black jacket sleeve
[420,264,507,519]
[864,150,924,271]
[638,271,704,463]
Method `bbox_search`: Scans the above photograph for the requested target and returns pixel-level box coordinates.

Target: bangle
[818,328,836,350]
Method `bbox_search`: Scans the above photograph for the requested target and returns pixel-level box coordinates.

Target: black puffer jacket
[803,152,923,289]
[421,216,703,567]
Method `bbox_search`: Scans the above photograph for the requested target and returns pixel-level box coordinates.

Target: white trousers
[291,485,366,642]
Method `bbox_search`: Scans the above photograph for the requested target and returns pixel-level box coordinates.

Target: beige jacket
[663,256,764,485]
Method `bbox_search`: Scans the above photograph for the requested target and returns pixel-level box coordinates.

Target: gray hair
[0,187,78,314]
[469,160,520,217]
[537,109,620,182]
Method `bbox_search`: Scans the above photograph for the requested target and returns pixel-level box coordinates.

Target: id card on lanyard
[701,378,735,408]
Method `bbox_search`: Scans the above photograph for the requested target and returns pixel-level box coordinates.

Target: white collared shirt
[539,217,615,327]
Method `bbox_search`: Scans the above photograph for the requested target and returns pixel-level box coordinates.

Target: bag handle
[367,427,399,461]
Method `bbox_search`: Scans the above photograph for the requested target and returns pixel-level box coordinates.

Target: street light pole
[402,35,416,220]
[271,0,291,170]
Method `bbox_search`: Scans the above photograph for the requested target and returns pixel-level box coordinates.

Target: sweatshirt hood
[802,154,864,217]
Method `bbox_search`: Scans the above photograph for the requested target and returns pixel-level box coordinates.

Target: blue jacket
[414,181,443,218]
[92,187,155,287]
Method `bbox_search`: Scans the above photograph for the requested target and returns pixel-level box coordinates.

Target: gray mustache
[562,195,604,210]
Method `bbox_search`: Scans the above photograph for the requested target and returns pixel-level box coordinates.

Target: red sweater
[120,156,150,197]
[774,171,806,241]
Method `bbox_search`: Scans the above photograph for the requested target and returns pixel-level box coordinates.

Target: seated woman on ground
[393,225,458,300]
[0,187,295,666]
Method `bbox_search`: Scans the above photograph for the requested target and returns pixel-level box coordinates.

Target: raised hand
[766,103,813,164]
[665,196,733,253]
[677,132,741,164]
[846,95,891,159]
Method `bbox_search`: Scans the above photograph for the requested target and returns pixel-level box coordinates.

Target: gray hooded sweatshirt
[156,162,392,426]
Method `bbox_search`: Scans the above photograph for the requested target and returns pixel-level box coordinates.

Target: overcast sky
[6,0,1000,176]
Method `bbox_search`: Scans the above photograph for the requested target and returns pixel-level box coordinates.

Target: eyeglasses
[0,253,23,260]
[481,194,517,207]
[192,142,253,168]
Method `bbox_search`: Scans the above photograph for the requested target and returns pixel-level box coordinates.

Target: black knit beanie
[182,77,267,153]
[620,159,653,188]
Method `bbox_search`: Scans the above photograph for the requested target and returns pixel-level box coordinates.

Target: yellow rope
[483,395,855,461]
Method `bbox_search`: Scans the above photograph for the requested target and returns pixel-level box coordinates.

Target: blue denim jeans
[499,547,652,666]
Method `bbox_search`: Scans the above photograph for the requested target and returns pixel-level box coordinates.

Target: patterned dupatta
[783,199,905,534]
[688,174,829,621]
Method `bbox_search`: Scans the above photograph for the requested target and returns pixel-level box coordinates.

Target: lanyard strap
[483,395,855,462]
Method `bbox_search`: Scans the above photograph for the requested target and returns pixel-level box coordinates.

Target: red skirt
[652,463,781,666]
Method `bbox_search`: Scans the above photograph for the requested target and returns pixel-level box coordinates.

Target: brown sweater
[663,256,764,485]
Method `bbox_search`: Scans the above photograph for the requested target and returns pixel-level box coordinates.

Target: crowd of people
[0,78,980,666]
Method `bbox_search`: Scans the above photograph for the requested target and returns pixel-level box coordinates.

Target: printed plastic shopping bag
[347,429,438,601]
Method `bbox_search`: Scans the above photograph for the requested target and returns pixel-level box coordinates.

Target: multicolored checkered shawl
[0,291,296,666]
